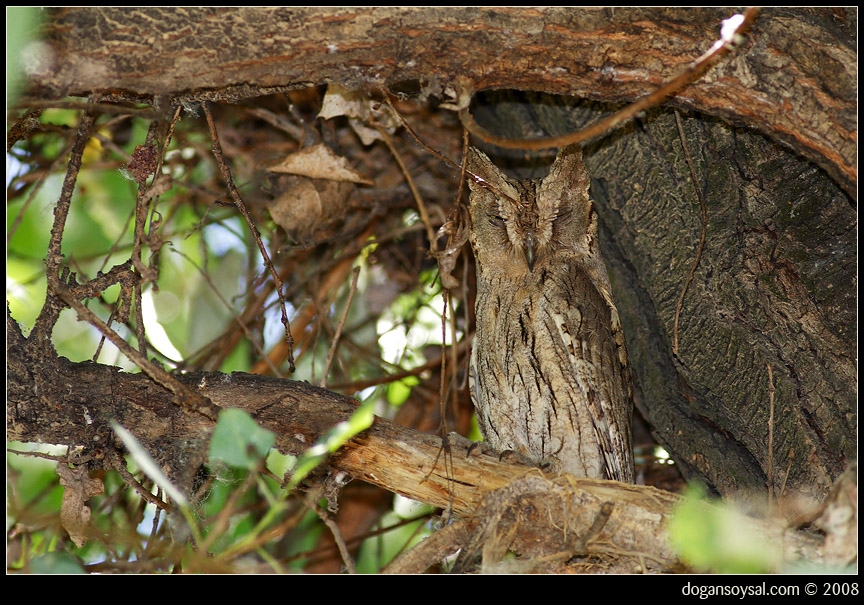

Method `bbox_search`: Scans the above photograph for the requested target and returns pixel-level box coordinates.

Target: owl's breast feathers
[547,261,634,483]
[472,259,634,482]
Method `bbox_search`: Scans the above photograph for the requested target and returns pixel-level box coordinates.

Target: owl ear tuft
[546,145,588,191]
[540,145,591,213]
[465,147,513,195]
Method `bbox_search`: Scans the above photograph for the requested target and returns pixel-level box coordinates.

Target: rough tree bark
[9,6,857,570]
[30,7,856,197]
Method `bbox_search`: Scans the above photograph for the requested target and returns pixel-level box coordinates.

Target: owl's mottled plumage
[466,145,634,483]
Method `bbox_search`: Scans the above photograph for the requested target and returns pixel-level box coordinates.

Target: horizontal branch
[7,316,825,571]
[24,7,857,197]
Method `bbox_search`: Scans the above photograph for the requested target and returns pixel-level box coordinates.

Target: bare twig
[459,8,761,151]
[28,98,101,351]
[203,101,296,373]
[244,106,305,142]
[437,289,450,434]
[198,469,262,554]
[45,100,98,278]
[5,448,70,463]
[131,119,165,357]
[377,123,439,253]
[106,448,172,512]
[385,93,518,207]
[170,247,283,376]
[14,99,161,118]
[326,338,471,392]
[319,266,361,388]
[306,494,356,574]
[7,139,76,245]
[90,105,173,360]
[7,107,43,151]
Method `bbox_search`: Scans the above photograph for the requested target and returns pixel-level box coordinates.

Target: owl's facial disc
[503,200,545,272]
[510,195,555,272]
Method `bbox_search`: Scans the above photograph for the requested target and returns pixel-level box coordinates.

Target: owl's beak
[524,232,537,272]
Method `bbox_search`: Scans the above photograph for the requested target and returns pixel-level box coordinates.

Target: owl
[466,145,634,483]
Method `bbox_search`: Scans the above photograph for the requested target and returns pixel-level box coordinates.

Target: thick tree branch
[27,7,856,197]
[6,319,827,572]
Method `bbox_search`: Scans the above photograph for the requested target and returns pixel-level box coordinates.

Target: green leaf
[111,421,188,508]
[386,375,419,406]
[286,397,374,490]
[668,484,780,573]
[209,408,276,470]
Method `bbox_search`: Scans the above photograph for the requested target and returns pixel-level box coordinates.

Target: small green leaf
[386,375,419,406]
[111,421,188,507]
[209,408,276,470]
[286,398,374,490]
[669,484,780,573]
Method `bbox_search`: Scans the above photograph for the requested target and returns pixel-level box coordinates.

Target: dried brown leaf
[268,143,373,185]
[58,463,104,547]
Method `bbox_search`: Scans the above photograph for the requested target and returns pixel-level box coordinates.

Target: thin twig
[142,487,166,555]
[319,266,361,388]
[107,447,172,512]
[289,513,435,567]
[377,124,439,253]
[203,101,296,372]
[7,107,43,151]
[459,8,761,151]
[437,289,450,434]
[672,110,708,355]
[383,94,461,172]
[244,106,305,142]
[45,100,98,278]
[90,105,179,361]
[384,93,536,208]
[326,338,471,391]
[53,278,222,420]
[198,469,262,554]
[28,97,100,350]
[7,137,76,245]
[15,99,160,118]
[448,289,460,404]
[6,448,70,462]
[216,500,310,564]
[170,247,283,376]
[306,495,356,574]
[432,292,463,520]
[132,119,164,357]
